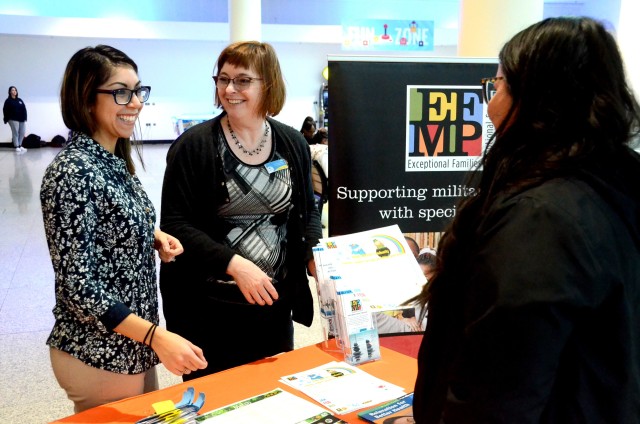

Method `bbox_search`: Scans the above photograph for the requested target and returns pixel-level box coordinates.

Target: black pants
[178,296,294,382]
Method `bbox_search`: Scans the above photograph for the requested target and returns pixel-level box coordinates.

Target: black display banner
[328,57,497,237]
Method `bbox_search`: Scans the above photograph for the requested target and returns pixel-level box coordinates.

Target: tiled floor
[0,144,325,423]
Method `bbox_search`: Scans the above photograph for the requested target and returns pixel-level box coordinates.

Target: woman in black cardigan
[160,41,322,381]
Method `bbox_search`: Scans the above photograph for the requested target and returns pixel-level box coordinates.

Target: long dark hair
[60,45,144,174]
[415,17,640,309]
[7,86,17,98]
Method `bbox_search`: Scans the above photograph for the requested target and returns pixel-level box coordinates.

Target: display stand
[312,225,426,364]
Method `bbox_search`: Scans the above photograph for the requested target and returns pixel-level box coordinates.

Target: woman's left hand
[154,229,184,263]
[308,259,318,282]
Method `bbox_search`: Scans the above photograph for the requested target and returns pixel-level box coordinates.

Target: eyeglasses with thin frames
[96,86,151,105]
[213,75,262,91]
[480,76,505,103]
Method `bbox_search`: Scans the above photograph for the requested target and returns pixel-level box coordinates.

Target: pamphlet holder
[312,224,426,360]
[333,276,382,366]
[313,246,342,352]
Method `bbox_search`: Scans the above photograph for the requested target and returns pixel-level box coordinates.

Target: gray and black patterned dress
[214,131,292,291]
[40,133,158,374]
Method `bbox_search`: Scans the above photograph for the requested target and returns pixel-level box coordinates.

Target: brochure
[279,361,406,415]
[195,388,347,423]
[357,393,414,423]
[312,245,337,340]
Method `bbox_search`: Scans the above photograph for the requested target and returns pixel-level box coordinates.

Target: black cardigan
[160,113,322,327]
[414,150,640,423]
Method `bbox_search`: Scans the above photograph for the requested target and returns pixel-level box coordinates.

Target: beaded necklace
[226,117,270,156]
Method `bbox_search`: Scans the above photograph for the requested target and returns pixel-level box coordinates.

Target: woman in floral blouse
[40,45,207,413]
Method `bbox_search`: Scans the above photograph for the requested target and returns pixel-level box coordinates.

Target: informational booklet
[195,388,347,423]
[357,393,414,423]
[312,245,338,339]
[279,361,406,415]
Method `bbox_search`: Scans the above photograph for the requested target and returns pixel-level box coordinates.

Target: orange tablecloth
[50,339,418,423]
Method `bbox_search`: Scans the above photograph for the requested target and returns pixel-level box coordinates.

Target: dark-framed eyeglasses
[213,75,262,91]
[96,86,151,105]
[480,76,505,103]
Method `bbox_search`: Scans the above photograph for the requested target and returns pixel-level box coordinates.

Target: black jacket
[3,97,27,123]
[414,149,640,423]
[159,113,322,328]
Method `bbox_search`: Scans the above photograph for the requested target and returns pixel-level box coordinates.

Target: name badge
[264,159,288,174]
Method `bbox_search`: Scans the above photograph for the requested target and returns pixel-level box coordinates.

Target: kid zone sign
[342,19,434,51]
[406,85,491,172]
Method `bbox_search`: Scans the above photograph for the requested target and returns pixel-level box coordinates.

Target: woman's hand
[151,327,208,377]
[227,254,279,306]
[307,259,318,282]
[154,229,184,263]
[114,314,206,377]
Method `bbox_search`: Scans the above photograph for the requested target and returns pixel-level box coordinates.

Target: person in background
[40,45,207,413]
[300,115,316,144]
[413,17,640,422]
[3,86,28,153]
[160,41,322,381]
[311,127,328,146]
[309,127,329,178]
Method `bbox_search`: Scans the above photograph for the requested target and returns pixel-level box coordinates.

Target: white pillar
[458,0,544,57]
[617,0,640,97]
[229,0,262,42]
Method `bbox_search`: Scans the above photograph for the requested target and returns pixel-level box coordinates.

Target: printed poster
[328,57,498,237]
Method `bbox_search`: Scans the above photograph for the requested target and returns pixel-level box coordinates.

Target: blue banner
[342,19,434,51]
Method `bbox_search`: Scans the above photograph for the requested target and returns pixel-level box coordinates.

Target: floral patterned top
[40,133,159,374]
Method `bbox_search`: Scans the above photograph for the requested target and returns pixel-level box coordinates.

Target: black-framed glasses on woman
[213,75,262,91]
[480,76,505,103]
[96,86,151,105]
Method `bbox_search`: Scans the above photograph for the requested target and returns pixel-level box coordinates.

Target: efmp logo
[406,85,490,172]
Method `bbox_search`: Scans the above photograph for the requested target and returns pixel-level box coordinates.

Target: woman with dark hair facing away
[40,45,207,412]
[300,115,316,144]
[160,41,322,380]
[413,17,640,423]
[3,86,28,152]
